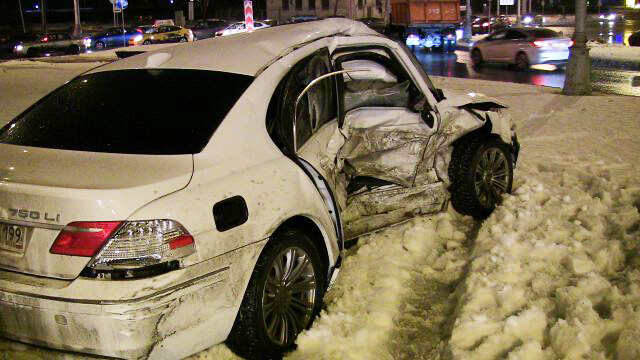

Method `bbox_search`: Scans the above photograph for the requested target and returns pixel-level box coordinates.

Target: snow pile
[289,213,474,360]
[450,160,640,358]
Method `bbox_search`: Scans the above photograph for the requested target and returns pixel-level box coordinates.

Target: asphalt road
[414,49,640,97]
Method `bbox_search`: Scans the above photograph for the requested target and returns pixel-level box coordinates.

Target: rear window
[523,29,559,38]
[0,69,253,154]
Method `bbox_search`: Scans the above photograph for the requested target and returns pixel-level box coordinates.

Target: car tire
[143,40,152,45]
[471,48,483,66]
[515,52,530,70]
[179,37,188,42]
[95,41,105,50]
[67,45,80,55]
[226,228,326,359]
[448,134,513,220]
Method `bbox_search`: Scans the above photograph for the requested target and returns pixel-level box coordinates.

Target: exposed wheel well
[271,216,330,282]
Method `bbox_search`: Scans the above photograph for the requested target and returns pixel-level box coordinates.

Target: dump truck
[390,0,461,51]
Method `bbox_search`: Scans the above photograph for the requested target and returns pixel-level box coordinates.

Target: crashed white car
[0,19,518,359]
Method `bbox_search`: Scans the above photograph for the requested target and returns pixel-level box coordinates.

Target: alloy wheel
[262,246,316,346]
[474,147,509,208]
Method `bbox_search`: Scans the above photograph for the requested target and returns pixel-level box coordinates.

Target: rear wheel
[515,52,530,70]
[142,39,152,45]
[226,229,326,359]
[449,134,513,220]
[179,37,188,42]
[471,49,483,66]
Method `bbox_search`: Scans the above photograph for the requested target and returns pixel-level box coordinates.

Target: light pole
[17,0,26,33]
[464,0,472,40]
[562,0,591,95]
[73,0,82,37]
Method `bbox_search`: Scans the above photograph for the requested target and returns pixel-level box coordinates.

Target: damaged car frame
[0,18,518,359]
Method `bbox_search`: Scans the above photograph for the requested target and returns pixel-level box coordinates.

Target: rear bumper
[0,239,266,359]
[531,49,569,65]
[0,266,229,359]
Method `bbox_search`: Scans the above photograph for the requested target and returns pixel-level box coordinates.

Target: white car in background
[216,20,270,36]
[0,19,518,359]
[470,27,572,70]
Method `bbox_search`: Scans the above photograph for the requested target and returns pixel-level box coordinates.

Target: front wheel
[95,41,105,50]
[449,135,513,220]
[226,229,326,359]
[179,37,188,42]
[142,39,152,45]
[67,45,80,55]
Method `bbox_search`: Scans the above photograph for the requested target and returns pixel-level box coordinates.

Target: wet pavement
[415,49,640,97]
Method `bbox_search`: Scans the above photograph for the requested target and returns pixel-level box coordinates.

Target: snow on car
[0,19,518,359]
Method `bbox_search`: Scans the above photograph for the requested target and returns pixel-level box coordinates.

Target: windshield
[398,44,438,96]
[0,69,253,154]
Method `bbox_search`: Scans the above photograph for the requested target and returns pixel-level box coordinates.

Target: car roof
[94,18,379,77]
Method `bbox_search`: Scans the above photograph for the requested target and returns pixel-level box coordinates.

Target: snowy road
[1,64,639,360]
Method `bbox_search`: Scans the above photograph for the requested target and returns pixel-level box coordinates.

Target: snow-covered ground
[0,63,639,360]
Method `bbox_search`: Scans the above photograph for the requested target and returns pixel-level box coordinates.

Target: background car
[472,17,491,34]
[598,12,623,22]
[491,15,511,31]
[471,27,572,70]
[189,19,228,40]
[288,15,320,23]
[13,32,88,57]
[89,27,141,50]
[216,21,270,36]
[0,33,40,55]
[136,25,155,34]
[521,14,545,27]
[130,25,194,45]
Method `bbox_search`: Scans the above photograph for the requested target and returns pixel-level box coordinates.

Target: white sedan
[470,27,572,70]
[0,19,518,359]
[216,20,270,36]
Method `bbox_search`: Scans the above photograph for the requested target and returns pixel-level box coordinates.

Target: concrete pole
[562,0,591,95]
[73,0,82,37]
[516,0,520,25]
[464,0,472,39]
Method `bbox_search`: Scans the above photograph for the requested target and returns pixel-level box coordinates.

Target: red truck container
[390,0,461,51]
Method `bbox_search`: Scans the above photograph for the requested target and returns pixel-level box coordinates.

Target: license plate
[0,224,27,254]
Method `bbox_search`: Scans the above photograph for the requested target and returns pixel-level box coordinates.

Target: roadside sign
[108,0,128,10]
[499,0,514,5]
[244,0,254,32]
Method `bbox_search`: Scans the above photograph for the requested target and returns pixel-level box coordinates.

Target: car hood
[439,89,508,109]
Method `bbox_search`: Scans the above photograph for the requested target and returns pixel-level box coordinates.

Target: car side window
[506,30,526,39]
[487,31,507,41]
[268,49,337,152]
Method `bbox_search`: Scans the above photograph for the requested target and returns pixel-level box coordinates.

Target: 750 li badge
[9,208,61,222]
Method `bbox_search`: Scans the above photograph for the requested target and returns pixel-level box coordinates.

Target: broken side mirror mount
[293,69,370,153]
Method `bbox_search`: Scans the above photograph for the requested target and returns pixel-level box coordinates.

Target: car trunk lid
[0,143,193,280]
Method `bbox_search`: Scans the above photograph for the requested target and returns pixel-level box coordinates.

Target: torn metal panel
[339,107,436,187]
[343,182,448,240]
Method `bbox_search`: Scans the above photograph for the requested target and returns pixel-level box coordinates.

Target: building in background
[266,0,389,23]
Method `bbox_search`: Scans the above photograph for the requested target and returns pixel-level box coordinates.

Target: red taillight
[41,36,48,42]
[50,221,122,257]
[137,28,143,33]
[169,234,194,250]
